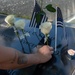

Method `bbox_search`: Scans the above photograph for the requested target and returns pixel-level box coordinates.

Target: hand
[35,45,53,63]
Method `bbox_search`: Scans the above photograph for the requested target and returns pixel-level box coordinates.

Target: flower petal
[5,15,15,26]
[14,20,25,30]
[39,22,52,35]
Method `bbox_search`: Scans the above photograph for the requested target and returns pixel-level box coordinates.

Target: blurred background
[0,0,75,23]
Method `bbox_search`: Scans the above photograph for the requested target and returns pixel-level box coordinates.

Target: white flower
[39,22,52,35]
[39,22,52,43]
[5,15,15,26]
[14,20,25,29]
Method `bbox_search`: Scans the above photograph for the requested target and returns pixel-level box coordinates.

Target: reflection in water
[0,17,75,75]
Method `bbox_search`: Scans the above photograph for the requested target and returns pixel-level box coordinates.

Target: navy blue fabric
[57,7,63,27]
[29,1,48,28]
[0,70,9,75]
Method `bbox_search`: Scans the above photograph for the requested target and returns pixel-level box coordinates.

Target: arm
[0,45,53,70]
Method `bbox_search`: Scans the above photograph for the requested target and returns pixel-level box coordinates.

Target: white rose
[14,20,25,29]
[5,15,15,26]
[39,22,52,35]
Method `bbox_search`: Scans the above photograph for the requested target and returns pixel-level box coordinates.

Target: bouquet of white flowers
[5,15,31,52]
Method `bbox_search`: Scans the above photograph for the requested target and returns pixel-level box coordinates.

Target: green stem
[13,26,25,53]
[21,29,31,53]
[46,34,48,45]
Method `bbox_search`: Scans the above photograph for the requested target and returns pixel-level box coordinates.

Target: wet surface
[0,16,75,75]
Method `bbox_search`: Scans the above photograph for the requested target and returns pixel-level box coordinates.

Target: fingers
[50,50,54,54]
[42,45,54,54]
[48,46,53,51]
[33,45,54,54]
[49,47,53,51]
[48,46,54,54]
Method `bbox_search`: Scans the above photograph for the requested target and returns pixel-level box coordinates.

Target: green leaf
[35,11,45,23]
[35,13,41,23]
[45,4,56,12]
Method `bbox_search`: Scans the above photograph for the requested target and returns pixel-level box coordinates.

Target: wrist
[26,53,41,65]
